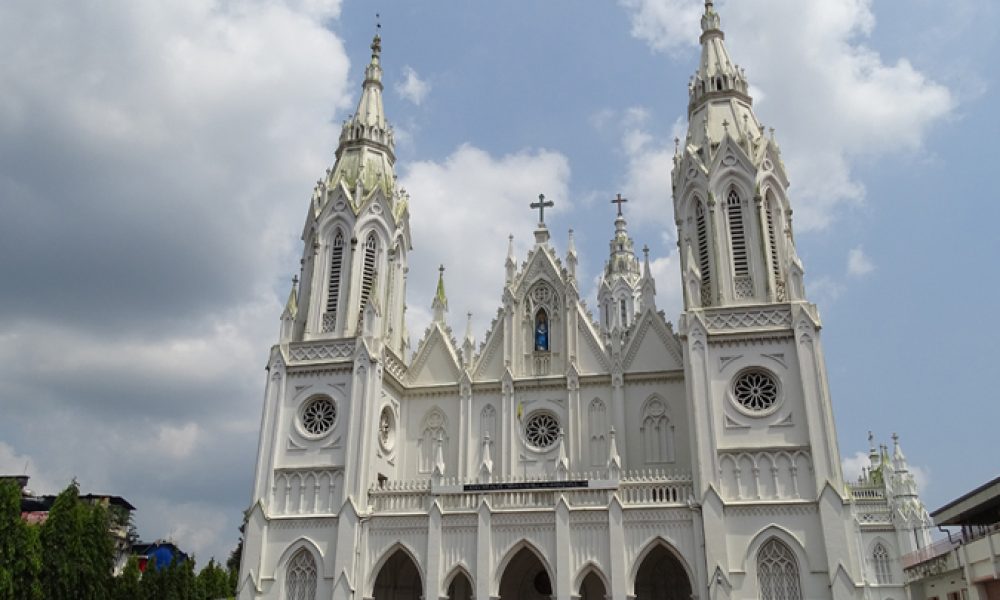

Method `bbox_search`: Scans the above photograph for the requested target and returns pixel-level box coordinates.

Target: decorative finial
[722,119,730,135]
[611,193,628,217]
[371,13,382,55]
[292,275,299,287]
[674,137,680,154]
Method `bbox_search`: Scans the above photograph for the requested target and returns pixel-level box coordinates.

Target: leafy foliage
[0,479,238,600]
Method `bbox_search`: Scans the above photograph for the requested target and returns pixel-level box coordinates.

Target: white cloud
[841,451,870,484]
[847,245,875,277]
[402,144,571,345]
[396,66,431,106]
[152,423,202,460]
[0,0,352,566]
[648,251,684,318]
[619,0,953,230]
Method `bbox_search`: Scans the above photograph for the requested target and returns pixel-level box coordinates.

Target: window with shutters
[695,201,712,306]
[358,232,378,321]
[873,543,892,584]
[758,539,802,600]
[286,549,317,600]
[727,189,752,298]
[766,193,786,301]
[323,231,345,332]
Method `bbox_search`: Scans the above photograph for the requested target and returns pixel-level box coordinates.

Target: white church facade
[238,3,933,599]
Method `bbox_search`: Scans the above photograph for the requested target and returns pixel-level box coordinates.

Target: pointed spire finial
[372,13,382,56]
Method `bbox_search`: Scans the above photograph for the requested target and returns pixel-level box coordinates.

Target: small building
[133,540,189,572]
[903,476,1000,600]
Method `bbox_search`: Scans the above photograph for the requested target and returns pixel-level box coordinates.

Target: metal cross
[530,193,554,224]
[611,193,628,217]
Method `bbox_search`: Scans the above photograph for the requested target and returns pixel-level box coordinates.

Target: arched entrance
[499,547,552,600]
[447,570,473,600]
[579,571,606,600]
[373,549,423,600]
[634,544,692,600]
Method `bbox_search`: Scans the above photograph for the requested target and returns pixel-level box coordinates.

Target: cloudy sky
[1,0,996,564]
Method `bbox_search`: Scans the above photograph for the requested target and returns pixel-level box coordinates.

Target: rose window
[378,406,396,452]
[301,396,337,435]
[524,412,560,450]
[733,370,779,411]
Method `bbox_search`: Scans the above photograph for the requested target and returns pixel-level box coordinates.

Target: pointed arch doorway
[499,546,553,600]
[446,569,473,600]
[634,543,692,600]
[373,548,423,600]
[578,571,607,600]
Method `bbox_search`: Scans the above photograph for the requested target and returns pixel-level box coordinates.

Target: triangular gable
[622,310,683,372]
[513,246,566,298]
[409,325,462,386]
[709,134,755,179]
[473,319,505,380]
[575,306,610,374]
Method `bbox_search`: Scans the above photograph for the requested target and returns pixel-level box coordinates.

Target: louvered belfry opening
[358,232,378,324]
[695,201,712,306]
[727,189,752,299]
[323,231,345,332]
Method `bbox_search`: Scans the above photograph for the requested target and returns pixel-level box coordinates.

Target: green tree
[112,556,142,600]
[0,480,41,600]
[197,558,232,599]
[39,481,114,600]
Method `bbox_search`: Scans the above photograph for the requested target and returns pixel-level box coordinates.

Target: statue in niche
[535,309,549,352]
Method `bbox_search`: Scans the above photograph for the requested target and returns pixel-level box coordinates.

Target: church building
[238,3,932,599]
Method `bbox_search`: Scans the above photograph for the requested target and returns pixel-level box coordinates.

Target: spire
[281,276,299,320]
[505,234,516,285]
[566,229,578,280]
[279,276,298,342]
[685,0,758,152]
[640,244,657,311]
[432,265,448,324]
[462,311,476,368]
[327,25,396,210]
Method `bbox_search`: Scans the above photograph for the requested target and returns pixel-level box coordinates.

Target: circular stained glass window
[733,370,779,412]
[301,396,337,435]
[524,412,560,450]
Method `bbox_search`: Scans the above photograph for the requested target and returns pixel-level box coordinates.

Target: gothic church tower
[673,2,867,598]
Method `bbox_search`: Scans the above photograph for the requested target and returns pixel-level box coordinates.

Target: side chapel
[238,4,932,599]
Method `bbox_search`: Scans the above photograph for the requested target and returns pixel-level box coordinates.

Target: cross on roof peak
[530,193,554,225]
[611,193,628,217]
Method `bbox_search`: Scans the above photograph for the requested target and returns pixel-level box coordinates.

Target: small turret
[432,265,448,325]
[598,194,643,335]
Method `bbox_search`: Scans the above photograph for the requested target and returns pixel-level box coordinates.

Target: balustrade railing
[367,470,693,513]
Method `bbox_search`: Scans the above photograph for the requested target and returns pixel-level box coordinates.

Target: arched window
[588,398,608,466]
[534,309,549,352]
[619,299,628,328]
[695,200,712,306]
[286,548,317,600]
[323,230,345,332]
[419,409,447,473]
[641,397,674,463]
[727,189,752,298]
[758,539,802,600]
[359,232,378,319]
[873,543,892,584]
